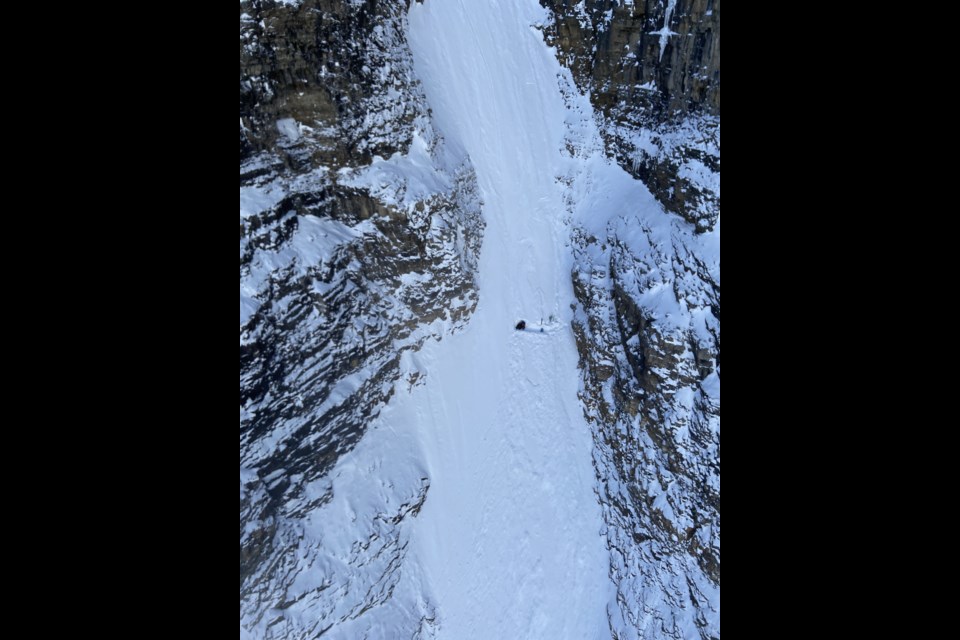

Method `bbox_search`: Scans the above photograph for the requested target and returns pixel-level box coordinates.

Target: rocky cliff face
[240,1,482,637]
[541,0,720,232]
[545,1,721,638]
[542,0,719,116]
[240,0,422,169]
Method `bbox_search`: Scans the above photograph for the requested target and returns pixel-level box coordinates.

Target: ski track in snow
[400,1,612,638]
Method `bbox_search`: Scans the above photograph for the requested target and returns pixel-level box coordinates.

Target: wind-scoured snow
[403,0,612,637]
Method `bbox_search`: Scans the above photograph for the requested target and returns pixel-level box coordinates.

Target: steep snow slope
[404,0,611,637]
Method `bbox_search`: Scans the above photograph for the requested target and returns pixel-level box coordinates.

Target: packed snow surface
[403,0,613,637]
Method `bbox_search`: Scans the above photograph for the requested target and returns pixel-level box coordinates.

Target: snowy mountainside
[240,1,719,639]
[545,2,721,637]
[240,1,482,637]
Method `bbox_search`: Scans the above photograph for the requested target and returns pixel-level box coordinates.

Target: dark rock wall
[240,0,418,169]
[542,0,720,231]
[541,0,720,117]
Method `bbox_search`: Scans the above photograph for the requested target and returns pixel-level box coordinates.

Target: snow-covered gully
[402,0,611,637]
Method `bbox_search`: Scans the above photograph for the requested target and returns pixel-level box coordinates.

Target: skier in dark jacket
[515,320,526,331]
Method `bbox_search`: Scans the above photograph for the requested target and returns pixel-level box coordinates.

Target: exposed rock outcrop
[570,223,720,640]
[541,0,719,116]
[541,0,720,231]
[240,0,421,169]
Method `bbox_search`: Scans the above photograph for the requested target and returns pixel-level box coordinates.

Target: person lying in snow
[515,320,526,330]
